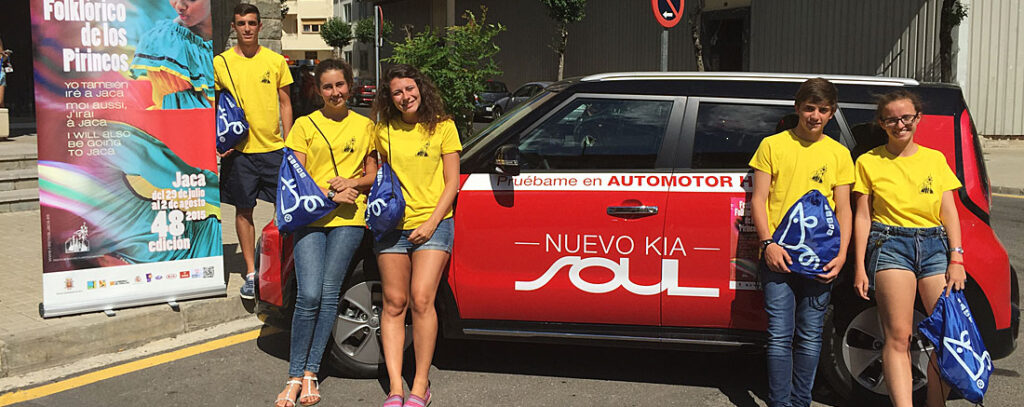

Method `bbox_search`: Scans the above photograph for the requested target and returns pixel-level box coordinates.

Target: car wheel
[820,302,932,403]
[492,106,503,121]
[327,266,413,378]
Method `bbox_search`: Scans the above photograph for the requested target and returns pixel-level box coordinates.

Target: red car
[348,78,376,107]
[255,72,1018,403]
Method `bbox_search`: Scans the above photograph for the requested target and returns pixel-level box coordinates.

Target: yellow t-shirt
[749,130,855,234]
[285,111,375,227]
[853,145,962,228]
[374,119,462,230]
[214,47,293,153]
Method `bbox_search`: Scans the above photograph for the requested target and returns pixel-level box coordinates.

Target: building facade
[282,0,335,62]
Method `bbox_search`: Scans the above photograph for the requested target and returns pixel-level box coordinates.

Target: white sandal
[299,375,321,406]
[275,379,302,407]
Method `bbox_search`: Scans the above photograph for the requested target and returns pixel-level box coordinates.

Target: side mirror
[494,144,520,176]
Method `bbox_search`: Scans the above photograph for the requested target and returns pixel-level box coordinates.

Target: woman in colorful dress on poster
[852,90,965,407]
[371,64,461,407]
[129,0,214,109]
[274,59,377,407]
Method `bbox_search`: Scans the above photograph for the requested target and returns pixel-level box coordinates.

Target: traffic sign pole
[661,29,668,71]
[652,0,684,72]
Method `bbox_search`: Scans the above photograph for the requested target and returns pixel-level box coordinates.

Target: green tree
[320,18,353,58]
[354,17,393,45]
[939,0,968,82]
[388,7,505,138]
[540,0,587,80]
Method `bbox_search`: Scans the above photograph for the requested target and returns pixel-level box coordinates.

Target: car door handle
[607,206,659,216]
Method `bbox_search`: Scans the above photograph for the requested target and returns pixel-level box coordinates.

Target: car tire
[326,258,413,378]
[492,106,503,121]
[820,300,932,404]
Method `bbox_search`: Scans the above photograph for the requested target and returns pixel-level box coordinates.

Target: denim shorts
[374,217,454,254]
[865,221,949,287]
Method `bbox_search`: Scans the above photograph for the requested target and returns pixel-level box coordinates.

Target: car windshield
[463,90,556,149]
[482,81,507,92]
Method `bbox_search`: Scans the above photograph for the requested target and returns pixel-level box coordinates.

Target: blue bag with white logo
[276,148,337,233]
[215,55,248,153]
[365,126,405,241]
[772,189,840,277]
[918,291,993,404]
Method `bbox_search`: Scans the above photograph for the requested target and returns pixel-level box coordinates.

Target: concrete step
[0,188,39,213]
[0,168,38,191]
[0,153,37,171]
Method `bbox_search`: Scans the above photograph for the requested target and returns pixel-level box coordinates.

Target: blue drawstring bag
[365,125,405,241]
[365,160,405,241]
[215,55,248,153]
[216,91,248,153]
[772,189,840,277]
[276,148,337,233]
[918,291,993,404]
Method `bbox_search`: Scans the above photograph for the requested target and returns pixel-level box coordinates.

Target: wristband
[949,260,964,266]
[760,239,776,250]
[327,190,336,199]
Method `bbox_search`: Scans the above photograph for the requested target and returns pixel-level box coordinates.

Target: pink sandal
[382,394,404,407]
[403,387,430,407]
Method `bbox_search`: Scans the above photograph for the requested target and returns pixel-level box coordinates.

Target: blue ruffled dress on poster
[130,20,214,109]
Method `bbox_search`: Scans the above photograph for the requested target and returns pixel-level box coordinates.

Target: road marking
[993,193,1024,200]
[0,327,276,406]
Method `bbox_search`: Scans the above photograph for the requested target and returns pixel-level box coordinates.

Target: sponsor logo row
[63,266,216,291]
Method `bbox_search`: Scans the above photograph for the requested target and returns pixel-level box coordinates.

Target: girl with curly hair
[371,64,461,407]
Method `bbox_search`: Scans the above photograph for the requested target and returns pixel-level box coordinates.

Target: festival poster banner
[32,0,223,317]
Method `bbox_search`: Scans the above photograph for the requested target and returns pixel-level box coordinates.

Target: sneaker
[239,273,255,300]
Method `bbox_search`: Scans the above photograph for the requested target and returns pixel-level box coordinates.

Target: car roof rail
[579,72,920,87]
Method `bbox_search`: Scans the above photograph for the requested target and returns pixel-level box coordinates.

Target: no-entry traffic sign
[651,0,684,29]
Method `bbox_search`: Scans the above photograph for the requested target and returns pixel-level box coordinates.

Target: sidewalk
[982,138,1024,196]
[0,133,1020,379]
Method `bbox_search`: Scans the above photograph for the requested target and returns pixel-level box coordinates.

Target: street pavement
[0,118,1020,404]
[3,195,1022,406]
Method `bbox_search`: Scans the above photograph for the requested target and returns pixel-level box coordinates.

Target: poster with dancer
[32,0,223,317]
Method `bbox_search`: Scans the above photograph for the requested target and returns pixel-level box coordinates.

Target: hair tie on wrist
[949,260,964,266]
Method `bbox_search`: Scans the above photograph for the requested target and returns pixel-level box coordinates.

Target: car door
[661,98,842,331]
[454,95,683,326]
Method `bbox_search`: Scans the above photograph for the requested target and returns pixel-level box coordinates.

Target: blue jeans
[761,265,833,407]
[288,226,365,377]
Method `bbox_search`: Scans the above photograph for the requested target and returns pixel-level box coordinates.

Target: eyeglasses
[881,113,920,127]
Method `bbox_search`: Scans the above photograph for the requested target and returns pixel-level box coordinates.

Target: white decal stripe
[514,242,540,246]
[461,173,753,193]
[666,287,720,297]
[692,247,720,251]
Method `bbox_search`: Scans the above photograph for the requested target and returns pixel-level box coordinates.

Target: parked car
[488,81,552,121]
[472,80,511,121]
[349,77,376,107]
[254,72,1018,403]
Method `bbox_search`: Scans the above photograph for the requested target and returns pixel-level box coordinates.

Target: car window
[842,108,886,160]
[519,98,673,170]
[513,85,533,98]
[691,102,841,169]
[483,81,507,93]
[528,85,543,97]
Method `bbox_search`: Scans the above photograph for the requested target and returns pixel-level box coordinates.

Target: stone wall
[213,0,283,53]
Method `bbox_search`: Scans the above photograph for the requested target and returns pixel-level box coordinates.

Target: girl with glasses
[852,90,965,407]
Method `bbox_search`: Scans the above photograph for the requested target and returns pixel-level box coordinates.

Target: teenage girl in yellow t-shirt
[274,59,377,407]
[370,64,462,407]
[852,90,965,407]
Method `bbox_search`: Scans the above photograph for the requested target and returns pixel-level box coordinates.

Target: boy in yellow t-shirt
[748,78,853,407]
[213,3,294,299]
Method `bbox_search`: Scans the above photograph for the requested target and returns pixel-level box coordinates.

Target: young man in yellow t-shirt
[748,78,853,407]
[214,3,294,299]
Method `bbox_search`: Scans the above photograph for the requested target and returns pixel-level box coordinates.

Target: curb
[0,294,255,378]
[992,186,1024,197]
